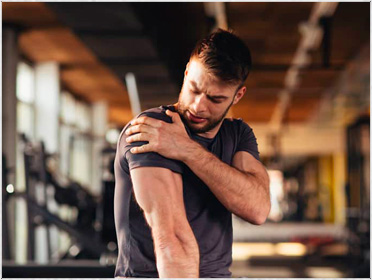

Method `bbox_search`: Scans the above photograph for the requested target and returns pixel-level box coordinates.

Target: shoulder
[117,105,174,144]
[116,105,184,174]
[222,117,254,135]
[222,117,259,159]
[224,118,259,160]
[136,105,174,124]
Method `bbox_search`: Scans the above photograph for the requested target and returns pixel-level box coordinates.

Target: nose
[191,94,207,115]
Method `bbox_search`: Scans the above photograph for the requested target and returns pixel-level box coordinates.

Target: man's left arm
[181,143,271,225]
[126,110,271,225]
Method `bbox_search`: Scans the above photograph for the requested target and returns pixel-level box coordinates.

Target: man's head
[177,29,252,136]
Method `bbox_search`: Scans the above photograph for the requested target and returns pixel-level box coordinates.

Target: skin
[130,167,199,277]
[125,58,271,276]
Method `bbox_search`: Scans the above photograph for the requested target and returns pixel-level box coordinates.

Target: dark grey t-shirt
[114,105,260,278]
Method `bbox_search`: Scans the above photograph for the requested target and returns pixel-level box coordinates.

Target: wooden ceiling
[3,2,131,124]
[2,2,370,127]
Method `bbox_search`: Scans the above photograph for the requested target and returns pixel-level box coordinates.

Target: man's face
[177,58,246,137]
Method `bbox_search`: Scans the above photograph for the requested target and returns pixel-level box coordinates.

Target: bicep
[130,167,187,232]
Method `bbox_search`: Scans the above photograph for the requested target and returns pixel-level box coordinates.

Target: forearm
[182,141,270,224]
[131,166,199,277]
[153,227,199,278]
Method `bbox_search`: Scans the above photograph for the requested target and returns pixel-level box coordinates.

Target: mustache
[188,111,207,119]
[176,104,207,119]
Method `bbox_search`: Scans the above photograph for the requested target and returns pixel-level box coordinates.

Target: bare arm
[131,167,199,277]
[182,144,271,225]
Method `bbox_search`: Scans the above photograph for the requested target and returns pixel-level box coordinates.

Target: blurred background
[2,2,370,278]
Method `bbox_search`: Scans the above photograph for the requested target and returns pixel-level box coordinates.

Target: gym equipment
[17,134,109,261]
[346,116,370,277]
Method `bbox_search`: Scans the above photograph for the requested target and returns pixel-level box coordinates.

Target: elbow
[241,198,271,226]
[250,210,270,225]
[254,199,271,225]
[239,171,271,225]
[250,211,269,225]
[239,210,269,225]
[252,179,271,225]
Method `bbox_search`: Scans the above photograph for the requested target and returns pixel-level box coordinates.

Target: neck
[196,121,223,139]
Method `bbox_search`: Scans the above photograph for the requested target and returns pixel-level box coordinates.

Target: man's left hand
[126,110,193,161]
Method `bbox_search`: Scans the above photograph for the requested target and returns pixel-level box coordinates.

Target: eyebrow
[190,80,228,100]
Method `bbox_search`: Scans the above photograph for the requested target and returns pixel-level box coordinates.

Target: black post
[39,142,51,261]
[2,154,11,259]
[24,143,35,261]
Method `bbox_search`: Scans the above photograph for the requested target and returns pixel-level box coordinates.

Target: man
[114,29,271,278]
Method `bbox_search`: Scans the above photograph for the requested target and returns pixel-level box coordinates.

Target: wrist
[180,139,204,164]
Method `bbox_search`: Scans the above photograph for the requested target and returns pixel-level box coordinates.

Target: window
[16,61,35,140]
[14,61,36,263]
[59,91,93,187]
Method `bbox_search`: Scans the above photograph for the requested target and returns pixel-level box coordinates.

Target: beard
[177,91,234,134]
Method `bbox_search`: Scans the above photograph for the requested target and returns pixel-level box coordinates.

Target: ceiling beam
[269,2,339,133]
[125,77,171,86]
[204,2,228,31]
[74,29,144,37]
[125,73,141,116]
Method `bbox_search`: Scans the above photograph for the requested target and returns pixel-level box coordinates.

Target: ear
[233,86,246,105]
[184,62,190,77]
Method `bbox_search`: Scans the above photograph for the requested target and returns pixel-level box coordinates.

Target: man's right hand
[130,166,199,278]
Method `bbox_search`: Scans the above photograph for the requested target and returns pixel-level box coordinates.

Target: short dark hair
[190,29,252,87]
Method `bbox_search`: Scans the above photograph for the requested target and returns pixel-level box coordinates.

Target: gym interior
[2,2,370,278]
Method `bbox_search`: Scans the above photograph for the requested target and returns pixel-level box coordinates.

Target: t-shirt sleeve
[120,111,184,174]
[236,120,260,161]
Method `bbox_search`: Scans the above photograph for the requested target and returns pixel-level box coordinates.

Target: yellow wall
[318,154,347,224]
[318,156,334,223]
[332,153,347,225]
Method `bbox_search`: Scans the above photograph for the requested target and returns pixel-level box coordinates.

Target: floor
[230,255,350,278]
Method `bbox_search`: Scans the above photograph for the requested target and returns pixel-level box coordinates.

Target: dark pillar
[2,25,20,260]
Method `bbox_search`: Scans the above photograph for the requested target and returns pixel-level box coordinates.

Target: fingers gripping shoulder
[120,109,184,174]
[122,110,171,156]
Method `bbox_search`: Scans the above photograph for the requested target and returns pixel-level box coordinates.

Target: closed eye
[209,96,227,103]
